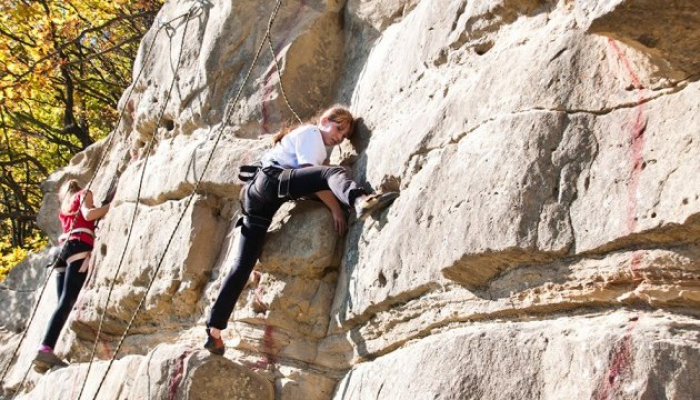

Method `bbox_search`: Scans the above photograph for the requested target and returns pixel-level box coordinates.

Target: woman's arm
[297,163,347,235]
[80,190,110,221]
[316,190,347,236]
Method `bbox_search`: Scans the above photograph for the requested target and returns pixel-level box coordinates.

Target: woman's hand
[316,190,347,236]
[331,207,347,237]
[80,190,111,221]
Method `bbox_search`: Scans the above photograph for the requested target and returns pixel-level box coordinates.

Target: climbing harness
[237,162,262,183]
[57,228,95,242]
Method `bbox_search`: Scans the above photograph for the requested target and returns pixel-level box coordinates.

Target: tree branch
[0,24,36,47]
[0,156,49,176]
[0,211,35,223]
[8,10,157,82]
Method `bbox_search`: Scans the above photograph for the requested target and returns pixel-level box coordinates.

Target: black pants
[207,165,365,330]
[42,241,90,348]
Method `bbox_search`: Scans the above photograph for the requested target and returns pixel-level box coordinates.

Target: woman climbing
[204,105,398,355]
[33,179,112,372]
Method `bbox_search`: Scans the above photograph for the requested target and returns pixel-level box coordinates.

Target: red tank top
[58,190,96,246]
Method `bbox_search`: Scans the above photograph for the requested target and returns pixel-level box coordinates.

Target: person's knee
[58,295,79,313]
[327,166,346,175]
[323,166,350,181]
[241,215,271,233]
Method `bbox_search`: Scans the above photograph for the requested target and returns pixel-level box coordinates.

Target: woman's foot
[355,192,400,221]
[33,349,68,373]
[204,328,225,356]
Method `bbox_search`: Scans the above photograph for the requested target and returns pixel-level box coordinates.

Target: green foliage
[0,0,162,275]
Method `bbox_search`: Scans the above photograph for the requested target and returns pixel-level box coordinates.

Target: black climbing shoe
[33,350,68,373]
[355,192,400,221]
[204,328,225,356]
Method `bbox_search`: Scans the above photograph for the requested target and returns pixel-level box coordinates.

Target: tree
[0,0,162,278]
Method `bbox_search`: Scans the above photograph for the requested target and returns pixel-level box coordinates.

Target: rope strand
[79,4,201,399]
[88,2,284,398]
[3,270,51,400]
[0,8,194,398]
[4,1,290,398]
[0,5,201,400]
[266,2,302,124]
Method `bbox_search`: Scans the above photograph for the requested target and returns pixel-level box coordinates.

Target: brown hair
[59,179,82,215]
[272,105,355,145]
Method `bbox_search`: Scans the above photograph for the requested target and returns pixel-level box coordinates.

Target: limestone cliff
[1,0,699,399]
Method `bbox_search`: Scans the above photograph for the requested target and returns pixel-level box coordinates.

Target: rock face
[1,0,699,399]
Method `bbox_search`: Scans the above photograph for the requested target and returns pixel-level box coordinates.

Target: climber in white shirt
[203,105,399,355]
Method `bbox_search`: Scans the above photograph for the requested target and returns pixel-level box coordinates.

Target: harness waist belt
[66,251,91,265]
[59,227,95,241]
[238,162,262,182]
[260,166,292,198]
[278,169,292,198]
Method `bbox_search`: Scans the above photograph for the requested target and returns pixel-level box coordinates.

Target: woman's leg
[41,258,88,348]
[287,166,366,207]
[55,269,66,301]
[207,219,269,330]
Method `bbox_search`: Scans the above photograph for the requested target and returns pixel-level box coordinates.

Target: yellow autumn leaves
[0,0,162,276]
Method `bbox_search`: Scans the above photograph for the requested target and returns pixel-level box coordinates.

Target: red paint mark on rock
[167,349,194,400]
[593,39,648,400]
[263,324,275,360]
[594,318,639,400]
[608,38,647,278]
[245,323,276,371]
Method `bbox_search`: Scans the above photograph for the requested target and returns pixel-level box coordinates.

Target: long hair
[271,105,355,145]
[59,179,82,215]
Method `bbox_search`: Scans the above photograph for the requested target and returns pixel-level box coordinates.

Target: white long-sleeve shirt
[261,125,327,168]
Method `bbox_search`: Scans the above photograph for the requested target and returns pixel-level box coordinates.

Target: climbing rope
[3,1,297,397]
[75,4,204,400]
[0,264,51,398]
[0,4,203,400]
[0,9,170,399]
[6,364,31,400]
[87,1,285,399]
[266,5,303,125]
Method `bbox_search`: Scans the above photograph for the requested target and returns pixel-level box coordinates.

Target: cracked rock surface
[1,1,699,399]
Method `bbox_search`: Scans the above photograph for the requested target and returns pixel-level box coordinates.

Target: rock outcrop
[1,0,699,399]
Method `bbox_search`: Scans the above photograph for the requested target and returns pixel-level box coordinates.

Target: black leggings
[42,258,88,348]
[207,165,365,330]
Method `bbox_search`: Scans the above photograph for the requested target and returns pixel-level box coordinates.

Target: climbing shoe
[355,192,400,221]
[32,350,68,373]
[204,328,225,356]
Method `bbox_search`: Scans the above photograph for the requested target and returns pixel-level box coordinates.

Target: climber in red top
[203,105,399,355]
[32,179,112,372]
